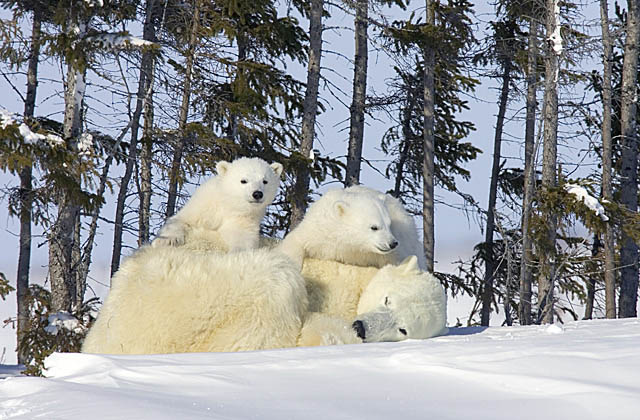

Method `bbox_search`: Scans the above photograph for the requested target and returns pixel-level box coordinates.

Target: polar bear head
[215,157,283,212]
[353,256,447,343]
[330,191,398,256]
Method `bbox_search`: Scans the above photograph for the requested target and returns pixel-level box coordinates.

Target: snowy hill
[1,318,639,419]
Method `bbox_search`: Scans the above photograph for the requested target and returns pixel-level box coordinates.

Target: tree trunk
[584,235,601,319]
[166,0,200,218]
[504,238,513,326]
[481,60,512,326]
[111,0,157,275]
[290,0,323,228]
[139,86,154,246]
[344,0,368,187]
[537,0,561,324]
[422,0,436,273]
[519,18,537,326]
[600,0,616,319]
[16,10,41,365]
[618,0,640,318]
[49,193,81,313]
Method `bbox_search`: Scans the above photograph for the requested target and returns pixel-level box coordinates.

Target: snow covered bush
[18,285,98,376]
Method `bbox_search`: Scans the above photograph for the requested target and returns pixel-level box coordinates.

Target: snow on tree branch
[1,107,64,147]
[18,123,65,147]
[565,183,609,221]
[86,34,158,50]
[1,108,16,129]
[44,312,86,336]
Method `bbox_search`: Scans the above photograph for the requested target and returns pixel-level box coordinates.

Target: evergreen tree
[477,17,526,326]
[382,0,480,273]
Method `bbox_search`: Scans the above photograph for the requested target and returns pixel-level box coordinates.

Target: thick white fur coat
[278,187,424,269]
[152,157,283,252]
[82,246,308,354]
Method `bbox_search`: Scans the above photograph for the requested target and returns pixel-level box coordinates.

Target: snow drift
[1,318,639,420]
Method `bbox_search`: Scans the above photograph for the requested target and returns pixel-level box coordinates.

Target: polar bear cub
[153,157,283,252]
[278,187,422,269]
[277,188,398,269]
[353,256,447,343]
[346,185,426,270]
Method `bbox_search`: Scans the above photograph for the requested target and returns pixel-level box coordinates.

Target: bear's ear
[216,160,230,176]
[270,162,284,177]
[333,200,349,217]
[399,255,420,274]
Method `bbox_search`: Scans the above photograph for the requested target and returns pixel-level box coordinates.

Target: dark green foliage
[0,272,14,300]
[17,285,98,376]
[381,0,480,210]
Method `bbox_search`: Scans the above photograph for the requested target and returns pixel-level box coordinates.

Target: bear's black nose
[352,320,366,340]
[389,240,398,249]
[252,191,264,200]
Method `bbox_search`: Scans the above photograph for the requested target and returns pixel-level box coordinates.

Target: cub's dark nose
[352,320,366,340]
[252,191,263,200]
[389,240,398,249]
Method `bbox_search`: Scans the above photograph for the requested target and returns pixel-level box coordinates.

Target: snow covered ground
[1,318,639,419]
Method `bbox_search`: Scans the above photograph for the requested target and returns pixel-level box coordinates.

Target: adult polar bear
[277,186,425,269]
[81,249,442,354]
[300,256,447,343]
[153,157,283,252]
[82,246,310,353]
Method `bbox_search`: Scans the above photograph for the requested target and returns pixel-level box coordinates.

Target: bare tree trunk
[290,0,323,228]
[16,10,41,364]
[344,0,368,187]
[504,237,513,326]
[422,0,436,273]
[16,168,32,364]
[537,0,561,324]
[584,235,601,319]
[481,61,512,326]
[618,0,640,318]
[519,18,537,326]
[600,0,616,319]
[166,0,200,218]
[111,0,157,275]
[139,87,154,245]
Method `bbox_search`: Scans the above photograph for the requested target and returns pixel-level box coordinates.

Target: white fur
[298,313,361,347]
[278,188,404,269]
[355,256,448,343]
[346,186,426,270]
[152,157,283,252]
[82,246,308,354]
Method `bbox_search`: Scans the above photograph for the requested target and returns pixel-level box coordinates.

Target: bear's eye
[240,179,248,184]
[370,225,379,231]
[263,179,268,185]
[384,296,390,306]
[399,328,407,336]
